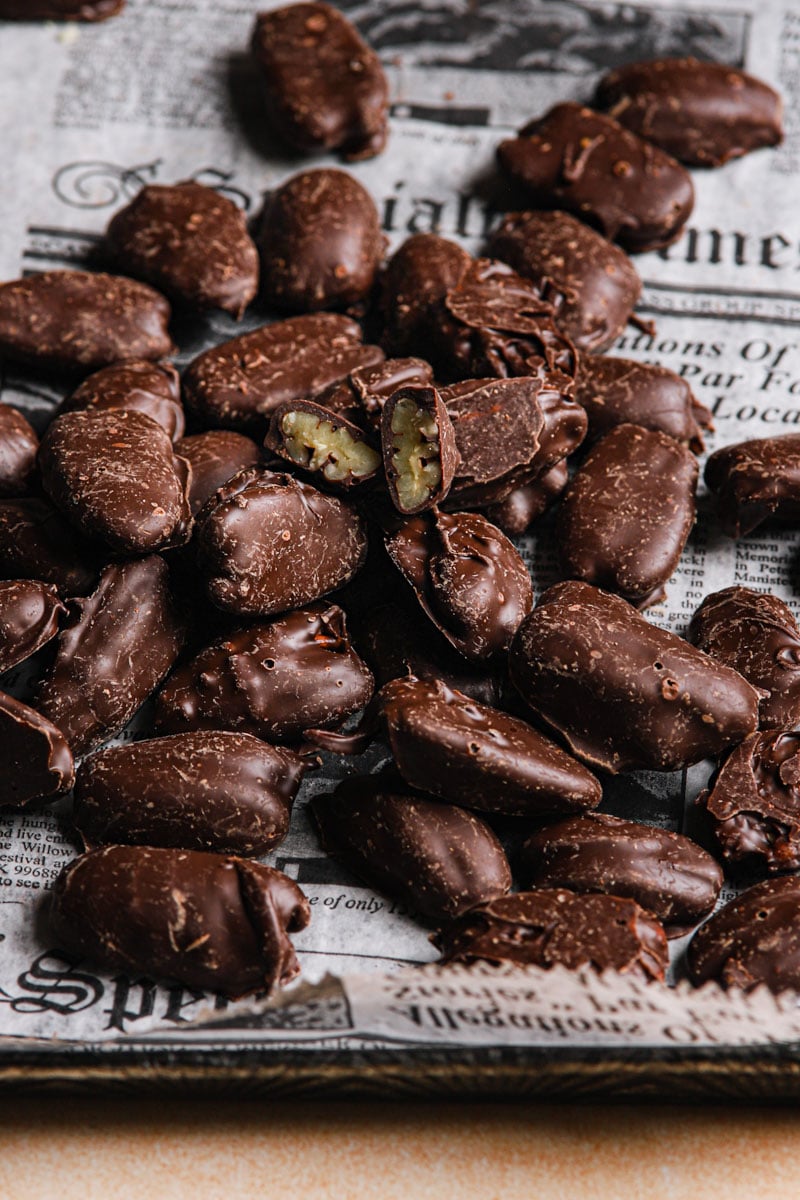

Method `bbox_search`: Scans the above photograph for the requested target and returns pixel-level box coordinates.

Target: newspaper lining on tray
[1,0,800,1051]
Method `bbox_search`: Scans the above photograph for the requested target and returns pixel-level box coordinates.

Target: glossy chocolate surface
[60,360,185,442]
[381,386,459,513]
[175,430,262,515]
[705,434,800,536]
[379,234,471,357]
[0,689,74,809]
[0,579,65,674]
[485,463,569,535]
[687,876,800,992]
[0,498,100,597]
[0,404,38,497]
[575,354,711,450]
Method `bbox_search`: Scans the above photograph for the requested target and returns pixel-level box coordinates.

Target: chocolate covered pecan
[0,404,38,497]
[0,580,65,674]
[175,430,262,515]
[266,401,381,490]
[381,386,459,513]
[60,360,185,442]
[705,434,800,536]
[0,689,74,809]
[575,355,711,451]
[687,876,800,992]
[0,498,100,598]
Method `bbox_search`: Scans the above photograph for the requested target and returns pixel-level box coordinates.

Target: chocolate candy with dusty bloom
[687,876,800,992]
[705,434,800,536]
[0,690,74,809]
[381,387,459,513]
[0,580,65,674]
[0,404,38,497]
[60,360,185,442]
[51,846,310,997]
[175,431,262,515]
[575,354,711,451]
[0,498,100,598]
[379,234,471,357]
[266,401,381,490]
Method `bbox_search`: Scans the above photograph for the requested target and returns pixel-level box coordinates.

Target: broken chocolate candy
[379,234,471,357]
[435,890,668,981]
[39,410,192,555]
[38,556,185,756]
[258,168,385,312]
[520,813,722,934]
[381,386,459,513]
[251,2,388,161]
[704,434,800,536]
[386,508,533,662]
[0,270,174,375]
[74,731,306,856]
[0,579,65,674]
[596,58,783,167]
[319,357,434,429]
[0,498,100,597]
[196,468,367,616]
[689,587,800,730]
[510,580,761,773]
[0,0,123,17]
[556,423,698,607]
[488,210,642,353]
[312,774,511,922]
[181,313,383,435]
[155,603,373,743]
[0,403,38,498]
[485,463,569,535]
[51,845,310,997]
[266,400,381,489]
[59,360,185,442]
[0,689,74,809]
[686,876,800,992]
[175,430,262,515]
[575,354,711,451]
[497,102,694,253]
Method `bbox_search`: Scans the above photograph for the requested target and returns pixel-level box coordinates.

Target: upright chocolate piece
[74,732,306,856]
[520,814,722,934]
[597,58,784,167]
[196,469,367,616]
[510,580,760,773]
[312,775,511,922]
[175,431,262,515]
[435,890,668,981]
[557,423,698,607]
[497,102,694,253]
[379,234,471,357]
[39,410,192,555]
[0,580,65,674]
[381,387,459,513]
[266,401,381,490]
[251,2,388,161]
[0,1,123,17]
[486,464,569,535]
[575,355,711,450]
[386,509,533,662]
[155,603,373,743]
[0,498,99,597]
[51,846,310,997]
[0,690,74,810]
[488,210,642,353]
[38,556,185,756]
[319,358,434,428]
[182,313,383,435]
[530,389,589,477]
[0,271,173,375]
[687,876,800,992]
[60,360,185,442]
[0,404,38,497]
[705,434,800,536]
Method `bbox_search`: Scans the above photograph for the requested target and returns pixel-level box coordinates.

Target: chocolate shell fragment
[318,357,434,428]
[0,498,100,598]
[435,890,668,982]
[0,404,38,497]
[60,360,185,442]
[379,234,471,357]
[0,690,74,810]
[687,876,800,992]
[266,401,381,490]
[175,430,262,515]
[510,580,760,773]
[51,846,310,998]
[497,102,694,253]
[704,434,800,536]
[0,580,65,674]
[0,1,124,17]
[381,387,459,514]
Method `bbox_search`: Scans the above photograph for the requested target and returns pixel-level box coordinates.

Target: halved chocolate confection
[381,386,459,513]
[266,400,382,490]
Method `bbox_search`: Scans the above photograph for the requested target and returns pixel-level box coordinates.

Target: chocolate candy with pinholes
[155,603,373,744]
[596,58,783,167]
[51,846,310,998]
[497,102,694,253]
[379,234,471,357]
[312,775,511,922]
[0,580,65,674]
[74,732,306,856]
[0,690,74,810]
[687,876,800,992]
[488,210,642,353]
[0,404,38,497]
[520,814,722,934]
[0,498,100,598]
[574,355,711,451]
[175,431,262,515]
[0,0,123,17]
[60,360,185,442]
[435,890,669,982]
[705,434,800,536]
[510,581,761,773]
[266,401,381,490]
[251,2,388,161]
[381,387,459,514]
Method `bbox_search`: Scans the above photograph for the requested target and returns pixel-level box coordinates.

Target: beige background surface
[0,1097,798,1199]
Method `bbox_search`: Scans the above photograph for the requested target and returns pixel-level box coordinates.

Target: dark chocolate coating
[51,846,310,998]
[175,431,262,516]
[106,182,259,317]
[266,400,381,490]
[319,358,434,429]
[0,271,173,375]
[39,410,192,555]
[488,210,642,353]
[435,890,668,981]
[689,587,800,730]
[196,468,367,616]
[38,556,185,756]
[0,0,123,17]
[686,876,800,992]
[251,2,388,161]
[0,404,38,497]
[575,354,711,451]
[381,386,459,513]
[259,169,385,312]
[486,463,569,535]
[155,603,373,743]
[0,580,65,674]
[704,434,800,537]
[520,813,722,933]
[557,423,698,607]
[60,360,185,442]
[74,731,306,856]
[497,102,694,253]
[379,234,471,358]
[510,580,761,773]
[0,498,100,597]
[182,313,383,435]
[597,58,783,168]
[0,689,74,809]
[386,508,533,662]
[312,775,511,922]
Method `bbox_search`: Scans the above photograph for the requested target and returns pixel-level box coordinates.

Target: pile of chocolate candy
[0,1,796,1001]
